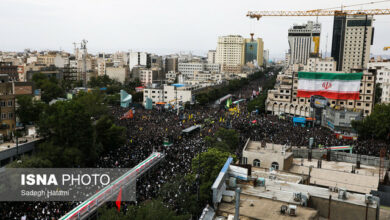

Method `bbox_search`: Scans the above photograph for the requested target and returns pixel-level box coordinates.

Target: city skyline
[1,0,390,59]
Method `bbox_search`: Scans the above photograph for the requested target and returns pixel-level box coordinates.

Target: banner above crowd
[297,72,363,100]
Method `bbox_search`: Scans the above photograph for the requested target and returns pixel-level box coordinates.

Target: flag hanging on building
[297,72,363,100]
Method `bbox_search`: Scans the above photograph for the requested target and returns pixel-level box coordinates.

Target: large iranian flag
[297,72,363,100]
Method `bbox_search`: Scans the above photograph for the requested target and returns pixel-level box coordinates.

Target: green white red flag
[297,72,363,100]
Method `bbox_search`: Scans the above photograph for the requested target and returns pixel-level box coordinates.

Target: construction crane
[247,0,390,19]
[384,47,390,51]
[247,9,390,20]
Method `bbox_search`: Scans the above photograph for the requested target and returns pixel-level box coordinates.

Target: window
[271,162,279,170]
[152,91,155,93]
[332,101,336,104]
[367,90,371,94]
[8,113,13,119]
[253,159,261,167]
[357,103,361,106]
[349,102,353,105]
[340,101,344,105]
[366,103,370,107]
[144,90,148,93]
[1,113,6,119]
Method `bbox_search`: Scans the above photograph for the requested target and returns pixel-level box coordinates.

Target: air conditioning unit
[293,192,302,202]
[288,205,297,216]
[338,188,347,200]
[280,205,288,214]
[365,194,373,204]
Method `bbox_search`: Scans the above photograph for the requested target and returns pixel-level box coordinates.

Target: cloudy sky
[1,0,390,59]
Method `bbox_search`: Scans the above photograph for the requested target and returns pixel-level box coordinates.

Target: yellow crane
[247,9,390,20]
[247,0,390,19]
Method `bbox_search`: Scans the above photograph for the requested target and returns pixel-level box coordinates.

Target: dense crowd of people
[0,72,388,219]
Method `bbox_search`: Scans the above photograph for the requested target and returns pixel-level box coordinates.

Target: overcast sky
[1,0,390,59]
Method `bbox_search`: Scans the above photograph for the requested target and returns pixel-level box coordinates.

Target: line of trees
[10,91,126,168]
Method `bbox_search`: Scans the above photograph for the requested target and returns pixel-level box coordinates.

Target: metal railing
[60,152,165,220]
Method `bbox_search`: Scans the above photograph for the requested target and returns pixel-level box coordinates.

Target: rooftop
[240,179,377,209]
[251,167,303,184]
[217,194,319,220]
[0,136,40,153]
[244,140,293,159]
[289,158,379,194]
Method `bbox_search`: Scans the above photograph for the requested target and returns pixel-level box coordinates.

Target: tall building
[216,35,244,73]
[0,75,15,137]
[288,21,321,65]
[331,14,374,72]
[207,50,217,64]
[263,49,270,67]
[243,36,264,67]
[0,62,19,81]
[129,52,151,71]
[164,57,178,73]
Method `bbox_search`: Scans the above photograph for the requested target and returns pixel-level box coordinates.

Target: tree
[7,155,53,168]
[37,100,97,167]
[188,148,236,207]
[15,95,45,126]
[375,83,382,104]
[247,93,267,113]
[196,93,209,106]
[74,91,108,119]
[205,128,239,153]
[95,115,126,154]
[352,103,390,140]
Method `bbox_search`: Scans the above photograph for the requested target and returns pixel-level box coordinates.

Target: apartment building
[303,57,337,72]
[178,63,220,78]
[331,14,374,72]
[266,68,375,117]
[288,21,321,65]
[368,61,390,103]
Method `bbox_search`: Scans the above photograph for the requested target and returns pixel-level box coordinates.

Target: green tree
[247,93,267,113]
[7,155,53,168]
[15,95,45,126]
[188,148,235,207]
[205,128,239,153]
[375,83,382,104]
[352,103,390,140]
[37,100,97,167]
[95,115,126,154]
[74,91,108,119]
[196,93,209,106]
[32,73,65,103]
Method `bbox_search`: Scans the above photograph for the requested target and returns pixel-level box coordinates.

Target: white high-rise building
[216,35,244,73]
[304,57,337,72]
[129,52,151,71]
[368,61,390,103]
[288,21,321,65]
[207,50,217,64]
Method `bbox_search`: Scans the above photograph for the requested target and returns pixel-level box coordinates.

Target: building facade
[178,63,220,78]
[303,57,337,72]
[216,35,244,73]
[0,75,15,137]
[0,62,19,81]
[288,21,321,65]
[207,50,216,64]
[129,52,151,71]
[243,37,264,67]
[368,61,390,103]
[105,66,130,84]
[331,14,374,72]
[266,68,375,117]
[165,57,178,73]
[143,84,199,105]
